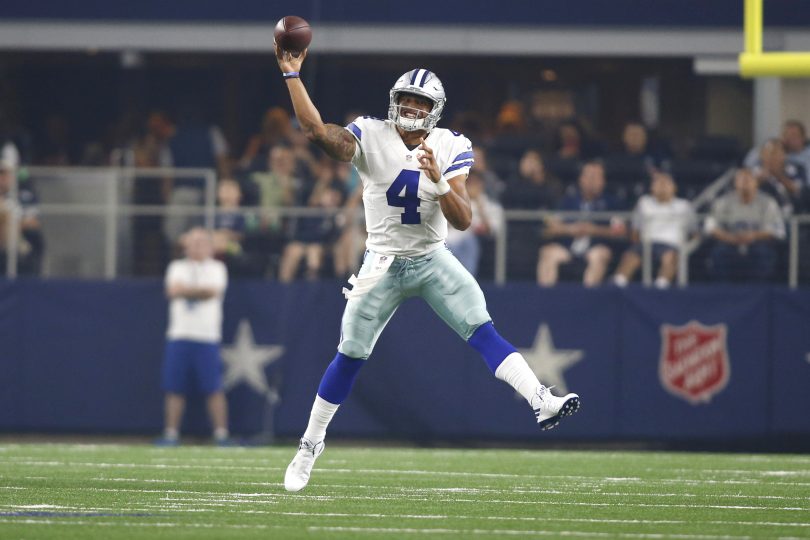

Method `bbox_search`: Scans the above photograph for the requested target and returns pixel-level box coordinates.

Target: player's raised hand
[274,42,307,73]
[417,138,441,183]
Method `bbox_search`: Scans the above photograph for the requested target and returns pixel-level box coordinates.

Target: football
[274,15,312,53]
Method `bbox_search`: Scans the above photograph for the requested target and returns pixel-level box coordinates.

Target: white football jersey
[346,117,474,257]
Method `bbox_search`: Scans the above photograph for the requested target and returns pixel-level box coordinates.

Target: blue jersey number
[386,170,421,224]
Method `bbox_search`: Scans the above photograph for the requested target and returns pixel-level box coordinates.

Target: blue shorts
[162,340,223,395]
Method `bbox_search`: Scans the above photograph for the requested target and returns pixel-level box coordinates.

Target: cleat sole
[538,396,581,431]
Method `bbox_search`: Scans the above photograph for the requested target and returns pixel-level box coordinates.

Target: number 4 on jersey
[386,170,421,224]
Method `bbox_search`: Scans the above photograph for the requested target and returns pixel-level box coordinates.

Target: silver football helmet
[388,69,446,132]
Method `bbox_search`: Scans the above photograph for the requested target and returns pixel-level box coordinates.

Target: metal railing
[4,166,216,279]
[2,165,809,287]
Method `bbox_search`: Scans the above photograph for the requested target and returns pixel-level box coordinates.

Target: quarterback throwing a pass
[276,46,581,492]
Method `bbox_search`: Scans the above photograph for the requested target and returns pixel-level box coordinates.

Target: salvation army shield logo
[659,321,730,404]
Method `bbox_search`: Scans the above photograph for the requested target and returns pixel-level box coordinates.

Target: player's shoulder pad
[345,115,386,142]
[434,128,474,177]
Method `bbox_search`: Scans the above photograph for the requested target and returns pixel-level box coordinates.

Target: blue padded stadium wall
[0,279,809,445]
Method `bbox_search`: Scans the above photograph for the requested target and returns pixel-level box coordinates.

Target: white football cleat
[284,438,324,492]
[531,385,581,431]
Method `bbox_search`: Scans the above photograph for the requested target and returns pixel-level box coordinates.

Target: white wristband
[435,175,451,196]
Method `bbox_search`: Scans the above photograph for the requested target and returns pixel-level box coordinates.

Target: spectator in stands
[238,107,294,173]
[0,155,44,275]
[538,160,626,287]
[164,108,230,246]
[745,120,810,177]
[332,159,365,280]
[472,145,506,201]
[501,149,563,281]
[158,227,232,446]
[130,111,175,276]
[446,170,504,276]
[604,121,663,206]
[213,178,251,275]
[553,119,602,162]
[617,121,669,167]
[279,158,345,282]
[495,100,527,135]
[250,145,299,277]
[489,100,543,162]
[612,171,697,289]
[555,120,585,160]
[502,149,562,210]
[705,168,786,282]
[781,120,810,173]
[754,138,808,216]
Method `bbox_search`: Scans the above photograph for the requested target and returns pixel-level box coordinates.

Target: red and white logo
[659,321,730,404]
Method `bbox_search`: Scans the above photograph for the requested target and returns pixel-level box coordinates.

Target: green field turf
[0,443,808,539]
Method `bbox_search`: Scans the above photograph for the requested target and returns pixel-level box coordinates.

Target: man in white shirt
[612,172,696,288]
[158,227,230,445]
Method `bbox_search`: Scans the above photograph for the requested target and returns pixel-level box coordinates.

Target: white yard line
[0,518,760,538]
[307,526,753,539]
[282,511,810,528]
[5,459,810,487]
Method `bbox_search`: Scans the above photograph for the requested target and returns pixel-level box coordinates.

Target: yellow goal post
[739,0,810,77]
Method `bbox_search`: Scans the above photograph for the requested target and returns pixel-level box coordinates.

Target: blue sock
[317,352,365,404]
[467,322,517,374]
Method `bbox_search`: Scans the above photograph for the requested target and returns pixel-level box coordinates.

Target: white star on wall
[519,323,584,395]
[221,319,284,395]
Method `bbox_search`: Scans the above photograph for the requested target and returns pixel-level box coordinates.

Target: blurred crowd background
[2,1,810,286]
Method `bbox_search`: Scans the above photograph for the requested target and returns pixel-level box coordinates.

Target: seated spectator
[212,178,250,273]
[446,170,504,276]
[781,120,810,175]
[744,120,810,177]
[553,119,601,161]
[618,121,670,167]
[538,161,626,287]
[503,149,563,210]
[129,111,174,275]
[501,149,562,281]
[279,158,345,282]
[238,107,293,173]
[555,120,585,160]
[164,108,230,245]
[332,160,365,280]
[612,172,697,289]
[472,145,506,201]
[0,157,44,275]
[495,100,527,135]
[489,100,543,160]
[249,145,299,277]
[754,138,808,216]
[705,168,786,282]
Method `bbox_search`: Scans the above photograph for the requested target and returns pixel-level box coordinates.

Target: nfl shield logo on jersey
[658,321,730,404]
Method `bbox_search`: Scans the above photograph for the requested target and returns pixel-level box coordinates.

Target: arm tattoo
[316,124,356,162]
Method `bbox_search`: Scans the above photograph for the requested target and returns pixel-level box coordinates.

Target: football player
[275,46,581,492]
